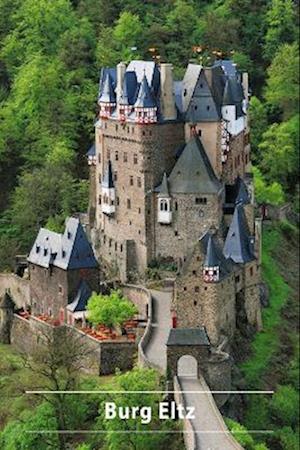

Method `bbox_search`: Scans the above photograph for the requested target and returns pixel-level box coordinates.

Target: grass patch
[241,226,290,387]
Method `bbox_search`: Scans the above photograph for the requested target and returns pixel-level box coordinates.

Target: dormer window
[36,245,40,253]
[43,248,48,256]
[67,231,71,239]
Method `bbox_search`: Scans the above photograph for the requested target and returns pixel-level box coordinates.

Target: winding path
[142,288,243,450]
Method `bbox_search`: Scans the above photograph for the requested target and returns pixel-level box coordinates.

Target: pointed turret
[158,172,172,224]
[203,234,220,282]
[134,74,157,124]
[101,161,115,215]
[223,204,255,263]
[98,73,116,118]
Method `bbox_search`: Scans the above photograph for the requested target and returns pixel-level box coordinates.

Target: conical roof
[98,73,116,104]
[134,74,157,108]
[102,160,114,188]
[204,235,220,267]
[158,172,170,197]
[222,78,235,105]
[223,204,254,263]
[168,136,222,194]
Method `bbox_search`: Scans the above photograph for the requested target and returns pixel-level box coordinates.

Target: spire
[204,235,219,267]
[102,160,114,188]
[222,78,235,105]
[99,73,116,104]
[223,204,254,263]
[158,172,170,197]
[134,74,157,108]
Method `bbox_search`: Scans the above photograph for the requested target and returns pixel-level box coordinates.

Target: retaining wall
[0,273,30,309]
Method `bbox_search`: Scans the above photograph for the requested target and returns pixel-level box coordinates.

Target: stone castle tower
[88,59,253,285]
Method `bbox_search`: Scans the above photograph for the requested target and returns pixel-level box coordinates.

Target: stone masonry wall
[175,244,236,346]
[0,273,30,309]
[93,119,184,279]
[222,130,246,184]
[155,192,223,262]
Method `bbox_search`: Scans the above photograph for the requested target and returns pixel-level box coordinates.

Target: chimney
[160,63,177,121]
[242,72,249,100]
[116,62,126,102]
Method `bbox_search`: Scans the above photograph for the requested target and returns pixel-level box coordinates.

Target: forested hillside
[0,0,298,269]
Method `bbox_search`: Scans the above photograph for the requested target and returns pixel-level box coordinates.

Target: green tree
[253,167,285,206]
[249,96,268,158]
[258,115,299,193]
[87,290,138,329]
[264,0,297,61]
[97,367,183,450]
[270,385,299,427]
[265,43,299,119]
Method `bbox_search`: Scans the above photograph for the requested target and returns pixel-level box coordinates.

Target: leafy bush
[87,290,138,329]
[270,385,299,427]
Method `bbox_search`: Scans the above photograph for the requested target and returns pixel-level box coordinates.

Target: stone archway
[177,354,198,378]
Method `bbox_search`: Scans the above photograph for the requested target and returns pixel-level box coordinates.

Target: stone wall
[167,345,210,380]
[121,284,150,320]
[175,244,236,346]
[222,131,246,184]
[155,192,223,262]
[243,261,262,330]
[0,273,30,309]
[93,118,185,279]
[10,315,136,375]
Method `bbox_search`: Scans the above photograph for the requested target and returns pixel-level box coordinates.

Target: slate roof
[119,71,138,106]
[235,177,250,205]
[87,144,95,157]
[158,172,170,197]
[213,59,238,77]
[167,328,210,346]
[102,160,114,188]
[223,204,255,264]
[200,232,233,278]
[67,280,92,313]
[223,79,235,105]
[98,72,116,104]
[28,218,98,270]
[134,74,157,108]
[167,136,222,194]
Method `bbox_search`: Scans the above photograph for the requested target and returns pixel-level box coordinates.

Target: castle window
[175,201,178,211]
[200,83,203,88]
[138,207,141,214]
[99,174,102,183]
[98,195,101,205]
[133,154,138,164]
[120,244,123,252]
[195,197,207,205]
[194,300,197,306]
[104,123,107,129]
[250,267,253,276]
[174,230,178,236]
[98,134,101,143]
[235,275,240,283]
[106,149,110,158]
[193,270,196,275]
[160,199,169,211]
[114,171,117,181]
[115,242,117,251]
[183,286,187,291]
[138,230,141,235]
[103,235,106,244]
[132,127,134,134]
[213,269,218,275]
[124,152,128,162]
[127,199,131,209]
[207,105,210,111]
[129,220,132,225]
[137,177,141,187]
[195,287,199,293]
[183,89,187,97]
[197,256,201,261]
[98,153,101,163]
[59,285,63,294]
[204,287,207,291]
[127,127,130,133]
[109,239,112,247]
[130,176,134,186]
[115,124,118,131]
[142,131,145,136]
[115,151,119,161]
[198,129,202,136]
[149,131,152,136]
[194,105,198,110]
[117,197,120,205]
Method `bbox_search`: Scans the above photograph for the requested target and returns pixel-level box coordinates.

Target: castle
[88,59,262,345]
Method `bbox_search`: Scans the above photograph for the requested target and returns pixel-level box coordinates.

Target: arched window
[160,199,168,211]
